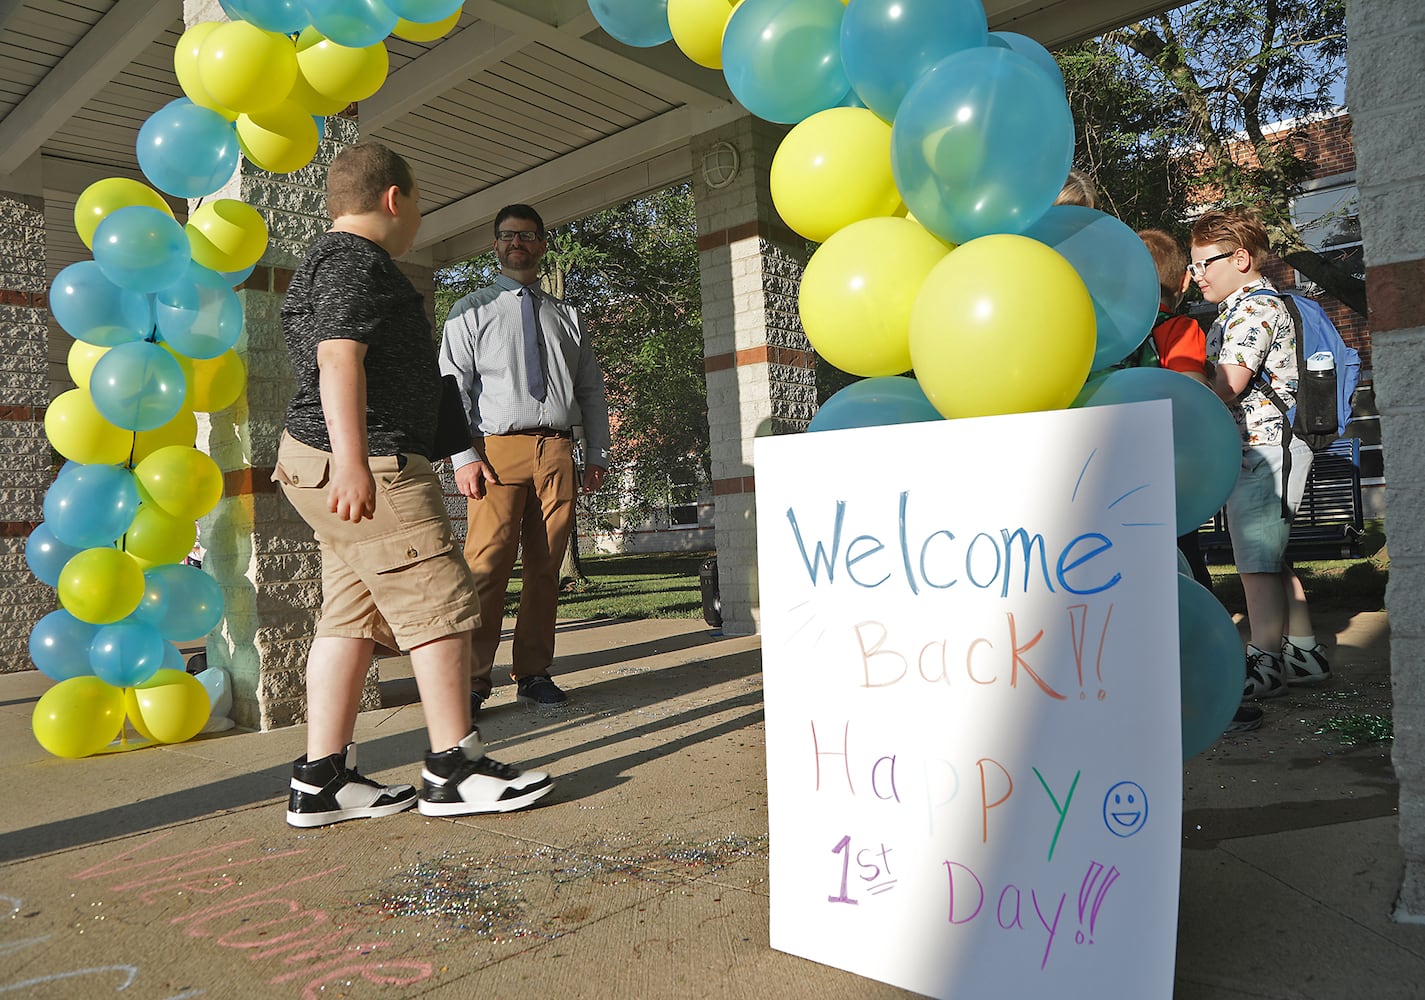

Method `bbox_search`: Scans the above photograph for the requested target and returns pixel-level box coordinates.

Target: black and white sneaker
[516,673,568,709]
[418,730,554,816]
[1282,640,1332,685]
[1225,704,1264,733]
[286,743,417,828]
[1243,647,1288,700]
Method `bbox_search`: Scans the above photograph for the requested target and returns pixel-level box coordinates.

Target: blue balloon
[1178,575,1244,759]
[137,99,240,200]
[305,0,399,48]
[989,31,1065,92]
[387,0,463,22]
[224,0,309,33]
[156,263,244,359]
[26,523,85,587]
[723,0,850,124]
[840,0,988,122]
[836,88,866,110]
[809,377,944,432]
[89,340,188,432]
[222,262,257,286]
[89,619,167,688]
[49,260,153,347]
[891,46,1074,244]
[1072,367,1243,536]
[131,563,225,641]
[588,0,672,47]
[159,639,187,674]
[1023,206,1161,371]
[42,463,141,549]
[29,610,101,682]
[92,206,193,294]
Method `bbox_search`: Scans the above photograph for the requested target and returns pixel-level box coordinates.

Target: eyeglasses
[1186,250,1236,280]
[496,230,544,243]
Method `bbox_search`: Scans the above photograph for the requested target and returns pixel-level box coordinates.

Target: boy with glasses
[1189,207,1332,719]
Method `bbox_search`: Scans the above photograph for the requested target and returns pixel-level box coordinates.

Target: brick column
[1345,0,1425,919]
[691,115,817,635]
[0,185,55,673]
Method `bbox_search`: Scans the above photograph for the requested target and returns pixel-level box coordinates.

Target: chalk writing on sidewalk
[52,831,434,999]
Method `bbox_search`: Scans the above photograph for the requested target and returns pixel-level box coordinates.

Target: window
[667,480,701,528]
[1291,178,1362,288]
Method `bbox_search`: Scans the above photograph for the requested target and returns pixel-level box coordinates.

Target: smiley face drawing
[1103,781,1148,837]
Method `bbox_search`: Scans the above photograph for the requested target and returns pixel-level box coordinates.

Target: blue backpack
[1243,288,1362,452]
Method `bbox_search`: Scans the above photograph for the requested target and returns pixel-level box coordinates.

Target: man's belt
[499,427,572,439]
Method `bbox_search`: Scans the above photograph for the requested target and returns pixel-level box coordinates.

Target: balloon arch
[31,0,1245,760]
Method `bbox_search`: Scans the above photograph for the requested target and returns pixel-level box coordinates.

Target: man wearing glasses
[1190,207,1331,725]
[439,204,611,718]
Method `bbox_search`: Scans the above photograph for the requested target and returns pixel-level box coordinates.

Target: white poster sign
[754,401,1181,999]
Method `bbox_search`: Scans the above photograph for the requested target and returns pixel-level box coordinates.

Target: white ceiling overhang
[0,0,1180,276]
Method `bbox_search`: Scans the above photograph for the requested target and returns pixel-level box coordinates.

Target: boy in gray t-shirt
[275,142,553,828]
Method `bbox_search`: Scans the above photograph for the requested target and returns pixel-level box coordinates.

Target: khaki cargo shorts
[274,432,481,652]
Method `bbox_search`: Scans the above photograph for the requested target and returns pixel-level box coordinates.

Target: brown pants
[465,432,577,695]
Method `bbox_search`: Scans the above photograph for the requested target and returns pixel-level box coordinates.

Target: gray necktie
[520,286,546,402]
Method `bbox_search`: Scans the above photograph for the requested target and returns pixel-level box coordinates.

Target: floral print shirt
[1204,277,1298,447]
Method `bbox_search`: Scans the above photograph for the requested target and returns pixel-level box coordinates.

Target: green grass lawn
[507,551,712,621]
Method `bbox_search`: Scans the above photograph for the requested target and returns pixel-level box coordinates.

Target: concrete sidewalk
[1,609,1422,999]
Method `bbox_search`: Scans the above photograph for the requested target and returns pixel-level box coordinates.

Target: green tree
[433,185,710,549]
[557,184,709,538]
[1060,0,1361,313]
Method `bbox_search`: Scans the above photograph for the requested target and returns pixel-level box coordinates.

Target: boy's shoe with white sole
[287,743,417,828]
[1243,647,1288,700]
[1282,639,1332,685]
[418,730,554,816]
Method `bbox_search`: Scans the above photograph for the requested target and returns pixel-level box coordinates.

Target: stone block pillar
[691,115,817,635]
[1345,0,1425,920]
[194,111,438,730]
[199,113,389,730]
[0,178,56,673]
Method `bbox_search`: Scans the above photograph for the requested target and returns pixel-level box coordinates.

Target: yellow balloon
[198,22,297,114]
[174,21,238,120]
[121,504,198,569]
[125,669,210,745]
[132,408,197,464]
[58,547,146,625]
[160,342,197,386]
[75,178,174,250]
[32,677,126,758]
[237,101,320,174]
[771,107,903,244]
[294,30,389,108]
[44,389,132,466]
[187,199,269,274]
[286,67,353,116]
[134,445,224,522]
[66,342,109,391]
[668,0,739,69]
[798,217,952,377]
[187,351,247,413]
[909,234,1096,419]
[393,8,463,42]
